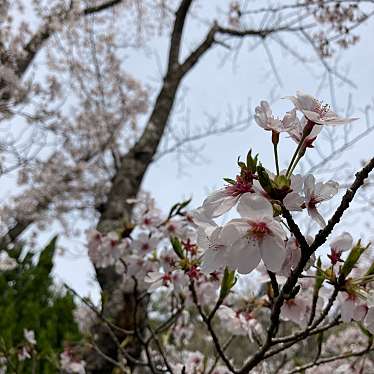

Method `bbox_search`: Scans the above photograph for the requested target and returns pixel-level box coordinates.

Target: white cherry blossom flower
[87,230,128,268]
[338,292,367,322]
[24,329,36,345]
[18,347,31,361]
[255,101,297,133]
[221,194,287,274]
[60,351,86,374]
[201,178,255,218]
[328,232,353,265]
[199,226,233,274]
[287,116,322,147]
[0,250,17,271]
[218,305,263,342]
[364,307,374,333]
[145,271,173,292]
[131,232,160,254]
[281,297,308,326]
[286,91,358,126]
[304,175,339,227]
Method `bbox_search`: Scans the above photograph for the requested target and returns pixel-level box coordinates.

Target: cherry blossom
[60,351,86,374]
[286,91,358,126]
[304,175,339,227]
[221,194,287,274]
[218,305,263,342]
[281,297,308,326]
[255,101,297,133]
[0,250,17,271]
[24,329,36,346]
[287,115,322,148]
[338,292,367,323]
[145,271,173,291]
[328,232,353,265]
[18,347,31,361]
[87,230,128,268]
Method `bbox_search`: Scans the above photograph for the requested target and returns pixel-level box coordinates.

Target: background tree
[0,237,81,373]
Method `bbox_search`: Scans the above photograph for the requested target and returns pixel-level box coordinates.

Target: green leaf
[340,240,369,278]
[171,237,184,259]
[219,267,237,301]
[246,150,258,173]
[223,178,236,185]
[313,257,325,300]
[257,164,273,195]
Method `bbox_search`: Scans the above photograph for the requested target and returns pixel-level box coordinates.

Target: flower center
[249,222,270,239]
[313,100,330,117]
[226,175,255,197]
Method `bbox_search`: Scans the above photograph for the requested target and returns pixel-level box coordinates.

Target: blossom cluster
[77,92,374,372]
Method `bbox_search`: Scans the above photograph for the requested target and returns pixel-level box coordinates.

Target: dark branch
[167,0,194,73]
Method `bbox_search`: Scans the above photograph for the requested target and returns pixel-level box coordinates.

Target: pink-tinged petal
[202,188,238,217]
[353,304,367,322]
[364,307,374,333]
[314,180,339,202]
[197,227,210,249]
[302,110,322,124]
[340,296,355,322]
[229,237,261,274]
[220,220,248,245]
[283,191,304,211]
[281,108,298,131]
[303,175,316,200]
[281,299,306,325]
[281,237,301,276]
[237,193,273,219]
[330,232,353,252]
[286,91,317,111]
[319,113,359,126]
[307,206,326,228]
[290,174,304,192]
[201,246,228,274]
[148,279,164,292]
[267,219,287,241]
[191,208,217,229]
[260,235,286,273]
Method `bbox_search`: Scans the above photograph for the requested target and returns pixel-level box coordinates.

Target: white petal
[145,271,162,283]
[330,232,353,252]
[260,235,286,273]
[341,297,355,322]
[315,180,339,202]
[303,175,316,200]
[220,220,248,245]
[237,193,273,219]
[364,308,374,333]
[290,174,304,192]
[202,188,238,218]
[353,304,367,322]
[307,206,326,228]
[267,219,287,241]
[283,191,304,211]
[229,237,261,274]
[191,208,217,230]
[201,247,228,274]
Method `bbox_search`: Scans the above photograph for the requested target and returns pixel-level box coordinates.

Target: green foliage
[0,237,81,373]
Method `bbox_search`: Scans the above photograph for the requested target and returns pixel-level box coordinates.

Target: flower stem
[273,143,280,176]
[289,153,302,176]
[286,139,304,178]
[286,120,315,177]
